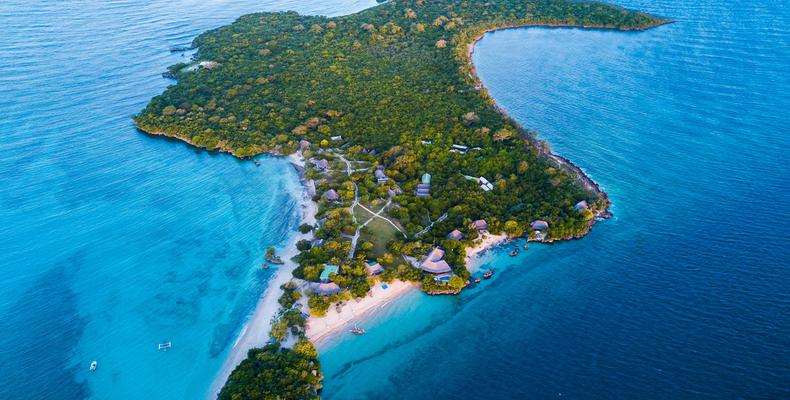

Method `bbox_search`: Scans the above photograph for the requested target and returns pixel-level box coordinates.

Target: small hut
[531,220,549,230]
[447,229,463,240]
[421,173,431,184]
[309,282,341,295]
[472,219,488,231]
[322,189,339,202]
[366,261,384,276]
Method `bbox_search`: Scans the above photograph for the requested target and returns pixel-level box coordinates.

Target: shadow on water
[0,253,90,400]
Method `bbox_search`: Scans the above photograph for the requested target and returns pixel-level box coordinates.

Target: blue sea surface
[1,0,788,399]
[319,0,790,399]
[0,0,375,399]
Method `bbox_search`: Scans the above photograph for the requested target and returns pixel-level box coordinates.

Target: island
[134,0,669,398]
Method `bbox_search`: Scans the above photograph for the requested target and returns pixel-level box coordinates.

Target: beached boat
[483,269,494,279]
[158,341,172,351]
[89,361,97,372]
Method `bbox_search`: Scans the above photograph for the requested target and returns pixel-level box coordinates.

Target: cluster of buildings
[416,173,431,197]
[309,261,385,296]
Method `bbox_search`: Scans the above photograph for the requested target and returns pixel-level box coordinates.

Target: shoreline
[141,19,672,399]
[305,280,419,346]
[206,152,317,399]
[461,21,672,220]
[464,232,509,272]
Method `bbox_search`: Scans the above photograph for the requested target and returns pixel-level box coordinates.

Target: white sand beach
[465,232,508,272]
[306,280,418,345]
[207,153,316,399]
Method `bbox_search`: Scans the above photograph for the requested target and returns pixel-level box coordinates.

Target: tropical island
[134,0,668,398]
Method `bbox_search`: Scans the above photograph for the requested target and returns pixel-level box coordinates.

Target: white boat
[89,361,97,372]
[158,341,172,351]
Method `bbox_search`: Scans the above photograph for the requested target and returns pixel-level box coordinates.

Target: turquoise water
[0,1,375,399]
[319,0,790,398]
[2,0,789,399]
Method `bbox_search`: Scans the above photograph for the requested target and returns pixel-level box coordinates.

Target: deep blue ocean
[2,0,788,399]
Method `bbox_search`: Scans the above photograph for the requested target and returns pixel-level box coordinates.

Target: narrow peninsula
[134,0,668,398]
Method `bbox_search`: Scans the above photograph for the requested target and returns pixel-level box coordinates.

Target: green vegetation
[218,341,321,400]
[137,0,664,245]
[144,1,665,397]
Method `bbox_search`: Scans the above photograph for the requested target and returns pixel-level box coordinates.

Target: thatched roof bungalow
[322,189,339,201]
[447,229,463,240]
[531,220,549,230]
[309,282,341,295]
[366,261,384,276]
[420,248,451,274]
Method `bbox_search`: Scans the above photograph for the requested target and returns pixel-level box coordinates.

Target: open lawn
[359,216,399,259]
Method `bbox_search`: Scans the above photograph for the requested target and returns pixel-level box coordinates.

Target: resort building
[447,229,463,240]
[477,176,494,192]
[330,135,343,141]
[320,264,340,283]
[450,144,469,154]
[366,261,384,276]
[575,200,589,211]
[374,166,389,183]
[299,140,311,149]
[416,172,431,197]
[313,159,330,171]
[531,220,549,230]
[198,61,219,69]
[309,282,341,295]
[322,189,340,202]
[420,248,451,274]
[472,219,488,231]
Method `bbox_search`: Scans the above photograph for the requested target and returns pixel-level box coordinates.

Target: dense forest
[137,0,665,398]
[136,0,665,245]
[217,341,322,400]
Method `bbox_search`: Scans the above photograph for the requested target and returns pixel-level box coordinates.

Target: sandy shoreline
[303,233,509,345]
[464,232,509,272]
[207,153,316,399]
[305,280,419,345]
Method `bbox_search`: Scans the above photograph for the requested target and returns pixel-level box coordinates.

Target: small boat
[524,243,529,250]
[483,269,494,279]
[350,326,365,335]
[89,361,97,372]
[254,159,261,166]
[464,280,471,287]
[474,277,481,283]
[158,341,172,351]
[509,247,519,257]
[262,263,269,269]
